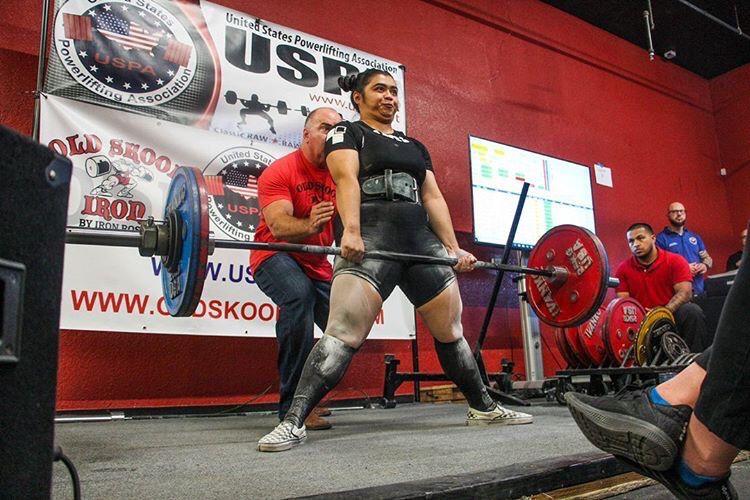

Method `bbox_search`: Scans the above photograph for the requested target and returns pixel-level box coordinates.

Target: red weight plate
[576,306,608,366]
[603,297,646,366]
[161,167,210,317]
[554,328,581,369]
[564,324,593,366]
[525,225,610,327]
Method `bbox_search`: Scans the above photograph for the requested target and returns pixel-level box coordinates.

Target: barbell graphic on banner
[65,167,620,322]
[224,91,310,116]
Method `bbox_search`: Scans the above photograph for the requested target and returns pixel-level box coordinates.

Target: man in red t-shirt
[250,107,341,429]
[615,222,712,351]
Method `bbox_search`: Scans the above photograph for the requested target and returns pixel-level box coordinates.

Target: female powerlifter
[258,69,533,452]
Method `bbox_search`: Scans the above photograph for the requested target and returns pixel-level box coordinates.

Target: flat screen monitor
[469,136,596,250]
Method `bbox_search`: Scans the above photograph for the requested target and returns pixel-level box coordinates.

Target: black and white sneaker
[257,421,307,452]
[619,456,738,500]
[565,387,691,471]
[466,403,533,426]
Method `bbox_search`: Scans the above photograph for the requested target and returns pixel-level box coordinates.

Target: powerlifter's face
[627,228,656,259]
[354,74,399,124]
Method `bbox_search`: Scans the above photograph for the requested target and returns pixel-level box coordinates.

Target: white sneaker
[466,404,534,426]
[257,421,307,452]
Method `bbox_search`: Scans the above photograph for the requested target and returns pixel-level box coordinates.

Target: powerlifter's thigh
[332,232,403,304]
[399,224,456,308]
[325,273,383,349]
[416,281,464,343]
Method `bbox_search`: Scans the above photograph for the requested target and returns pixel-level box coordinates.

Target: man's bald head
[667,201,687,227]
[301,107,342,167]
[304,107,340,129]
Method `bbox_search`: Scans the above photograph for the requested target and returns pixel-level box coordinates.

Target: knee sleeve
[434,337,495,411]
[285,335,357,427]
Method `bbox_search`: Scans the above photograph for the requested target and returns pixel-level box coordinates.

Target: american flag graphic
[226,170,259,199]
[205,175,225,197]
[210,169,259,200]
[164,39,192,67]
[63,13,93,41]
[95,12,163,51]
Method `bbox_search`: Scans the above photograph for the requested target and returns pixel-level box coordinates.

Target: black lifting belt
[361,169,420,203]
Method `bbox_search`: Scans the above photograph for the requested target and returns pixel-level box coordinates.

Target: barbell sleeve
[65,230,141,248]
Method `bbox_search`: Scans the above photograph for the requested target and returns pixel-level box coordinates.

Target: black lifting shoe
[565,386,692,471]
[619,456,737,500]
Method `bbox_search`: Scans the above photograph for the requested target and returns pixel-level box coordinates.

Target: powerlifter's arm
[327,149,364,262]
[421,171,475,272]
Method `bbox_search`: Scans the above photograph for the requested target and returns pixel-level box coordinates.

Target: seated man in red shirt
[615,222,712,352]
[250,107,342,430]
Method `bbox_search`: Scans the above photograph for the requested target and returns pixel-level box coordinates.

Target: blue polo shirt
[656,227,707,294]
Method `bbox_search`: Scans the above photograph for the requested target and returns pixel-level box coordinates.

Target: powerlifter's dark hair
[626,222,654,235]
[338,68,394,112]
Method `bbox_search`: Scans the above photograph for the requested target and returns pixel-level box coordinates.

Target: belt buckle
[410,176,419,204]
[384,169,394,201]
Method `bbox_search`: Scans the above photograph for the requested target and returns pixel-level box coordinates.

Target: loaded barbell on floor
[65,167,619,321]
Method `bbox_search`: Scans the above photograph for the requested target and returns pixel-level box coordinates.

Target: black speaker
[0,125,72,498]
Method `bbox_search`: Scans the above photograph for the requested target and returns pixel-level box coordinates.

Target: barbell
[65,167,620,323]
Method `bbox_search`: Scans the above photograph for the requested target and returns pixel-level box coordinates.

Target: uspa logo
[54,0,196,106]
[203,147,275,240]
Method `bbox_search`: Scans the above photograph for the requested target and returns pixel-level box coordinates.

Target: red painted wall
[0,0,742,411]
[711,63,750,244]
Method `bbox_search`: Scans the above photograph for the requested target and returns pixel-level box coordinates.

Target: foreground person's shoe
[466,403,533,425]
[619,456,737,500]
[258,421,306,452]
[565,387,691,471]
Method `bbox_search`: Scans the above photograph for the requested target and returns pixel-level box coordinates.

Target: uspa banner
[41,95,416,338]
[45,0,406,146]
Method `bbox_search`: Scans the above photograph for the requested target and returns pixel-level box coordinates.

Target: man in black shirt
[725,227,746,272]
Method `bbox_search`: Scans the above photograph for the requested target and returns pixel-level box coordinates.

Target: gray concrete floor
[52,401,597,499]
[51,402,750,499]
